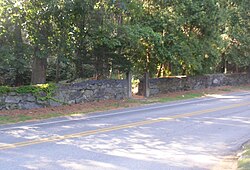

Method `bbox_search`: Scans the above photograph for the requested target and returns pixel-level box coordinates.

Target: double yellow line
[0,102,249,150]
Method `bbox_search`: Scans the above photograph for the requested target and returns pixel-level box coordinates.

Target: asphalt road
[0,92,250,170]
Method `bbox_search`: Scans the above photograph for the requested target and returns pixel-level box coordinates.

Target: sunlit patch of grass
[126,93,204,104]
[16,115,33,122]
[0,113,63,125]
[219,88,232,92]
[126,99,143,104]
[157,93,204,103]
[238,85,250,90]
[0,116,14,124]
[35,113,63,119]
[238,143,250,170]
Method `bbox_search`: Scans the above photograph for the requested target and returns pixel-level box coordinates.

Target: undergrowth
[0,83,57,101]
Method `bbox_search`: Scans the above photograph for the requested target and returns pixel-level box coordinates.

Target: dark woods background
[0,0,249,86]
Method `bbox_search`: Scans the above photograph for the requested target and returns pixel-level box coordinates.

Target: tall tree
[22,1,54,84]
[0,0,31,86]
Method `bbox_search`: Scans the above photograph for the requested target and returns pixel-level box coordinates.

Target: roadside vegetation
[0,0,249,86]
[0,84,249,125]
[238,142,250,170]
[1,0,249,124]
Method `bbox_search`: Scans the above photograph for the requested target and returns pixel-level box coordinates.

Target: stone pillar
[144,72,150,97]
[126,71,132,98]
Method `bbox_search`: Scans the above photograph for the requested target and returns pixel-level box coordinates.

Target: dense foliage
[0,0,249,86]
[0,83,56,101]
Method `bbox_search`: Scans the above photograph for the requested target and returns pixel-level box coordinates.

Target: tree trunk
[157,64,163,78]
[221,52,228,74]
[55,56,60,83]
[14,20,24,86]
[163,62,170,77]
[75,52,84,79]
[224,59,227,74]
[235,65,239,73]
[31,47,47,84]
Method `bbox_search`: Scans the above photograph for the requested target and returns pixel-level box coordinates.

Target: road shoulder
[0,85,249,125]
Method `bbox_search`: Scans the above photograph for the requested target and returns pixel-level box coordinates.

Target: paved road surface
[0,92,250,170]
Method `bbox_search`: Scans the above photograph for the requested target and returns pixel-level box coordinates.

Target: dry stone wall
[0,79,128,110]
[1,73,249,111]
[138,73,250,96]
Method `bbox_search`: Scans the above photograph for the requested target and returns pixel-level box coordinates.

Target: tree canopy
[0,0,249,86]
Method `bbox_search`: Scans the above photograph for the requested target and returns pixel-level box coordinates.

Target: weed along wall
[138,73,250,96]
[0,79,129,110]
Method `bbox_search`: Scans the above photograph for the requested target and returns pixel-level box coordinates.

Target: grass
[0,84,250,125]
[126,92,204,104]
[238,142,250,170]
[238,86,250,90]
[0,113,62,125]
[218,88,232,92]
[0,116,14,124]
[157,93,204,103]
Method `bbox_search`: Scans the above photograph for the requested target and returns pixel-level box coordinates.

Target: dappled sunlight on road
[54,124,224,169]
[21,158,128,170]
[0,95,249,169]
[0,120,229,169]
[192,115,250,128]
[3,126,50,140]
[58,159,128,170]
[1,111,250,169]
[0,122,112,141]
[205,94,244,102]
[218,116,250,124]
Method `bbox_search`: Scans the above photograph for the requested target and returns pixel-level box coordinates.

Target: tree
[0,0,31,86]
[0,0,249,86]
[218,0,250,73]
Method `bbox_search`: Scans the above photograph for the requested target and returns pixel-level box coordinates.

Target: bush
[0,86,11,94]
[0,83,57,101]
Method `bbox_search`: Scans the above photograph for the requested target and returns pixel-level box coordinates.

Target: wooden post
[126,71,132,98]
[144,72,150,97]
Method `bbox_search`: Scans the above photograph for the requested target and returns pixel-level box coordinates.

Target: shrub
[0,83,57,101]
[0,86,11,94]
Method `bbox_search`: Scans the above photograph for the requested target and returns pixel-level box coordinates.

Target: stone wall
[0,79,129,110]
[1,73,249,110]
[138,73,250,96]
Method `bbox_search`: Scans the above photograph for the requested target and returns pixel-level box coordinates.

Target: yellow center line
[0,102,249,150]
